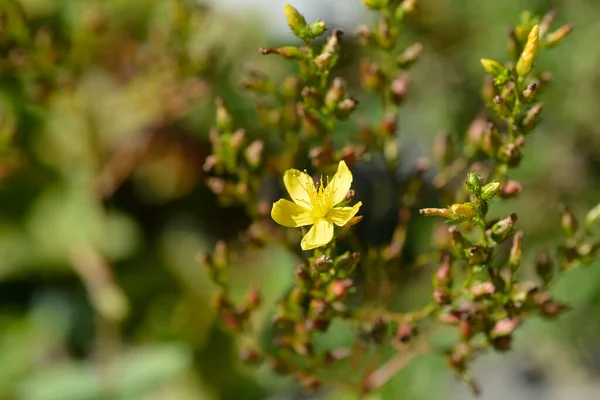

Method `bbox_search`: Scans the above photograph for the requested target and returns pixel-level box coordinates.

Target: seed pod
[390,73,408,105]
[536,250,553,285]
[559,204,578,237]
[508,231,524,272]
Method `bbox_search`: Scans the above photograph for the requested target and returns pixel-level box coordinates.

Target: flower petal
[301,219,334,250]
[271,199,316,227]
[284,169,315,208]
[326,160,353,206]
[327,202,362,226]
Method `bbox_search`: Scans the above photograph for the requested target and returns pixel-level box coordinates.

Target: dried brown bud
[355,24,376,46]
[390,73,408,105]
[559,204,578,237]
[459,320,472,340]
[360,58,384,92]
[336,97,359,119]
[260,46,305,60]
[396,322,414,343]
[397,43,423,68]
[523,82,537,99]
[523,103,544,127]
[499,180,524,198]
[508,231,524,272]
[325,77,346,110]
[239,347,262,364]
[433,288,452,305]
[469,282,496,298]
[536,250,553,285]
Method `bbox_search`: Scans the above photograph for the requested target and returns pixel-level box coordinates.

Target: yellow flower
[271,161,362,250]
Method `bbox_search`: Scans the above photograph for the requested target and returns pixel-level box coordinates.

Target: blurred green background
[1,0,600,399]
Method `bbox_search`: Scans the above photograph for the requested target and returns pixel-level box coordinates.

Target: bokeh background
[1,0,600,399]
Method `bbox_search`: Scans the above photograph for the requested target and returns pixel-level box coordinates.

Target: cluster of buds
[203,99,264,206]
[355,0,421,166]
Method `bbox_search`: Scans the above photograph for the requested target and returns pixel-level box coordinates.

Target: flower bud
[309,20,327,38]
[283,4,308,38]
[355,25,376,47]
[491,213,518,243]
[469,282,495,299]
[260,46,306,60]
[490,318,520,351]
[480,58,504,76]
[466,172,482,195]
[499,180,524,199]
[360,59,384,92]
[328,278,353,300]
[536,250,553,285]
[390,73,408,105]
[419,207,451,218]
[298,103,325,137]
[362,0,388,10]
[238,347,262,365]
[559,204,578,237]
[396,322,414,343]
[516,25,539,77]
[301,86,322,109]
[336,98,359,119]
[480,182,501,200]
[244,140,263,169]
[523,103,543,127]
[493,95,510,117]
[215,98,233,132]
[450,203,477,219]
[397,43,423,68]
[434,252,453,288]
[508,231,524,272]
[586,203,600,230]
[522,82,537,99]
[498,136,525,167]
[294,263,311,285]
[433,288,452,305]
[544,24,573,48]
[467,246,490,265]
[323,28,343,55]
[325,78,345,110]
[538,10,555,37]
[314,52,333,71]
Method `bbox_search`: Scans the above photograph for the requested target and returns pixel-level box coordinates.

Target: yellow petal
[284,169,315,208]
[301,219,334,250]
[271,199,315,227]
[327,202,362,226]
[326,160,353,206]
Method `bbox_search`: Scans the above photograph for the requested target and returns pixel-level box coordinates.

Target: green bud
[362,0,388,10]
[309,20,327,38]
[560,204,578,237]
[284,4,308,39]
[480,182,501,200]
[466,172,482,195]
[586,203,600,230]
[215,98,233,132]
[491,214,518,243]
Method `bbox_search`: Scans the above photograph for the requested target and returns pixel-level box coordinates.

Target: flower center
[296,174,336,219]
